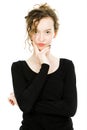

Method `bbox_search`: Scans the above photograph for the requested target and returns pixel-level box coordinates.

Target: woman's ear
[53,32,56,38]
[54,31,58,38]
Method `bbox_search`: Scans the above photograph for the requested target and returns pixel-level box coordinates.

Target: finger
[33,43,39,54]
[40,46,50,54]
[8,99,15,105]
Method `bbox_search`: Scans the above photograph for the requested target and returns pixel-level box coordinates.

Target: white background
[0,0,87,129]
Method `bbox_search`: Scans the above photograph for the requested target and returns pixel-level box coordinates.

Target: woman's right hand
[33,43,50,65]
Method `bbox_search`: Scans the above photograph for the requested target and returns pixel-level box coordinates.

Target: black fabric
[11,58,77,130]
[20,113,73,130]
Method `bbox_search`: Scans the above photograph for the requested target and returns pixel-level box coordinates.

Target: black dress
[11,58,77,130]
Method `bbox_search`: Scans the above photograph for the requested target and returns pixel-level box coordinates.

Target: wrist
[40,58,50,65]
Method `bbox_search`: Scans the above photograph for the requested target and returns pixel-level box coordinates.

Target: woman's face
[31,17,56,51]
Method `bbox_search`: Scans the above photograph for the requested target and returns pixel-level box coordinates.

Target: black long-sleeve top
[11,58,77,122]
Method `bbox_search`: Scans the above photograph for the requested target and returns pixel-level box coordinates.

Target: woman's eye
[46,31,50,34]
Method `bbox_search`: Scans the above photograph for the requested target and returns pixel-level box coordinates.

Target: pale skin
[8,17,60,106]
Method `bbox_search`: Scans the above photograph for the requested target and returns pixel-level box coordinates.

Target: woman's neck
[26,52,60,74]
[31,52,54,63]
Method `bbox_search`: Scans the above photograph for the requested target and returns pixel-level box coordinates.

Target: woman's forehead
[37,17,54,30]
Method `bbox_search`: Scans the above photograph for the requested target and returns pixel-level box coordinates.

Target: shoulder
[60,58,75,71]
[60,58,74,66]
[60,58,76,79]
[12,60,25,65]
[11,60,25,70]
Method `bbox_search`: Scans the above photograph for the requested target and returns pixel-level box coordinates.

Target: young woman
[9,3,77,130]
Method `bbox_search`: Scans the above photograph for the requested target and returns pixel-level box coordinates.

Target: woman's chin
[38,47,44,51]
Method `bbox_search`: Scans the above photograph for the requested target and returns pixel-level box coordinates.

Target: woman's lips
[38,43,45,47]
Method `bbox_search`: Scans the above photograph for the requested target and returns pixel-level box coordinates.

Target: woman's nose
[39,33,44,42]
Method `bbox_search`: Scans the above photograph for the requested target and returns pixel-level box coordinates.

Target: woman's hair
[25,3,59,42]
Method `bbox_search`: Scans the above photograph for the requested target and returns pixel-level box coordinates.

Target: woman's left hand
[8,92,17,106]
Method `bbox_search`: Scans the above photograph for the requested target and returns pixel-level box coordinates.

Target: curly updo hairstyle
[25,3,59,42]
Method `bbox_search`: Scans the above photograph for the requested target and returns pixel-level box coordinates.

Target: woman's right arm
[11,61,49,113]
